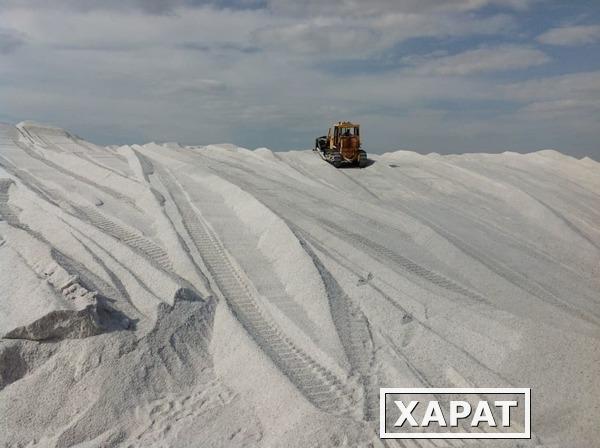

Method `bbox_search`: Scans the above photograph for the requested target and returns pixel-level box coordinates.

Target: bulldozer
[314,121,368,168]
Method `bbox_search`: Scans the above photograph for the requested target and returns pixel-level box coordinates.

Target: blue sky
[1,0,599,158]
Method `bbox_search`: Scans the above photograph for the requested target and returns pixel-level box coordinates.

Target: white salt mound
[1,122,599,447]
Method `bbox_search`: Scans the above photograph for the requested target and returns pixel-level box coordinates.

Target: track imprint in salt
[158,171,357,415]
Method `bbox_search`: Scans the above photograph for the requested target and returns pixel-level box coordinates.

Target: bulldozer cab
[330,123,359,142]
[329,122,360,160]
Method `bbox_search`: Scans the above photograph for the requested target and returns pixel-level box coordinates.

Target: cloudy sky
[1,0,599,158]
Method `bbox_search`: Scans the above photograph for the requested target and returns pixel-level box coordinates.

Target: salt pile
[1,122,599,446]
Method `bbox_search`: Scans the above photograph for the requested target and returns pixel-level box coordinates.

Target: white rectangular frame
[379,387,531,439]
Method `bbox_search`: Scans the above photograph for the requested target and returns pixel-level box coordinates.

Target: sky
[0,0,599,158]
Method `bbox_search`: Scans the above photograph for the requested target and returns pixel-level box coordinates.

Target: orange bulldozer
[314,121,368,168]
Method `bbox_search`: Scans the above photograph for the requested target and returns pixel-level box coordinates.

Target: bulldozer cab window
[339,127,356,136]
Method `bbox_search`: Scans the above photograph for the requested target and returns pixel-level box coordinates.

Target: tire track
[337,168,382,201]
[158,170,357,416]
[535,197,600,251]
[66,233,139,319]
[295,231,379,421]
[300,226,522,407]
[312,215,486,304]
[431,197,597,284]
[298,231,414,321]
[1,156,174,276]
[396,205,600,326]
[55,216,165,319]
[333,165,600,326]
[72,205,173,272]
[130,151,213,291]
[110,150,527,399]
[299,231,512,443]
[183,153,479,302]
[0,178,132,335]
[0,156,63,207]
[168,155,513,390]
[10,127,138,208]
[165,149,414,247]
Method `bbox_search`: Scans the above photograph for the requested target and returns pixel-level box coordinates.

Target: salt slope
[0,122,599,447]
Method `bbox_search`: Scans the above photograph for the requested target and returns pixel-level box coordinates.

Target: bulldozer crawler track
[157,170,357,416]
[0,156,174,294]
[72,205,173,272]
[314,216,486,304]
[396,204,600,326]
[10,128,138,208]
[295,231,379,421]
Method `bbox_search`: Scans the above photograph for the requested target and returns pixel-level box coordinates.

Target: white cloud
[520,99,600,116]
[254,13,515,57]
[253,19,380,55]
[156,78,228,96]
[503,70,600,101]
[266,0,535,17]
[502,71,600,125]
[537,25,600,46]
[0,7,265,50]
[406,45,550,76]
